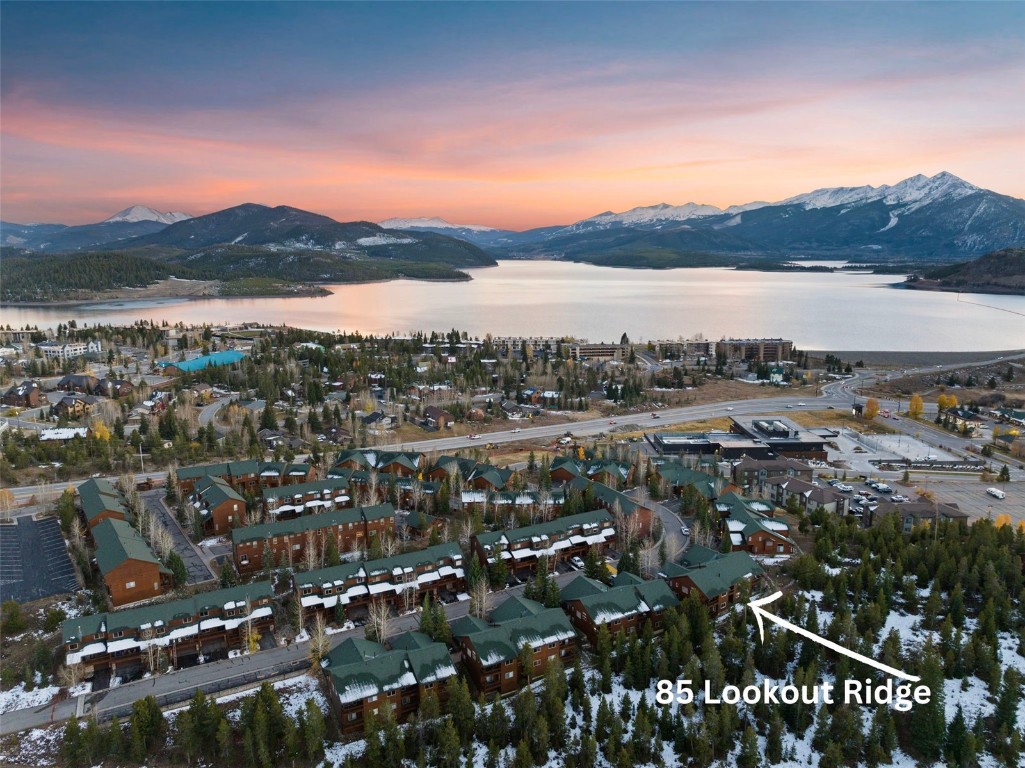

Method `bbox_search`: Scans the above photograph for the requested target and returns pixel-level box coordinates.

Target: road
[0,570,581,735]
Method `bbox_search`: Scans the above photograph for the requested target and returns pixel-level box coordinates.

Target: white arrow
[749,591,920,683]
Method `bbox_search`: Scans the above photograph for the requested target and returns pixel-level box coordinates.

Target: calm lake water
[4,261,1023,351]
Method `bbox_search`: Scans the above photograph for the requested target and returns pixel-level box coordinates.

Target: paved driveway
[142,491,213,585]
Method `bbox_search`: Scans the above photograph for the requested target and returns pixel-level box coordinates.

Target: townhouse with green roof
[471,510,616,577]
[174,459,313,495]
[327,466,440,508]
[716,491,796,556]
[651,461,722,499]
[91,518,172,607]
[332,449,424,477]
[660,545,764,617]
[261,477,351,517]
[452,595,577,696]
[559,571,679,644]
[62,581,274,680]
[324,631,457,734]
[77,477,133,530]
[189,475,246,535]
[232,503,395,575]
[294,542,466,619]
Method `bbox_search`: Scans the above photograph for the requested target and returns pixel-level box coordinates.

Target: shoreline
[2,273,475,307]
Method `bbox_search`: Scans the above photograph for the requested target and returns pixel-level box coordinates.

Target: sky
[2,1,1023,229]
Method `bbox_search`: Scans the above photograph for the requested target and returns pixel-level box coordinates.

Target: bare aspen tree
[58,663,84,690]
[469,578,491,619]
[366,599,390,643]
[308,612,330,670]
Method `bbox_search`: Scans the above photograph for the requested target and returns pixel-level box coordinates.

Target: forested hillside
[0,250,205,302]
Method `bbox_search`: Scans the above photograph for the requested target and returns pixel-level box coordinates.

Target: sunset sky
[2,1,1023,229]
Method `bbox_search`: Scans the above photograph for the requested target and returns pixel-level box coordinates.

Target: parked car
[987,487,1006,499]
[891,495,910,503]
[680,525,691,536]
[570,556,585,570]
[836,484,853,492]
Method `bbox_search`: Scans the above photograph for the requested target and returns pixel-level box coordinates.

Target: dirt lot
[865,360,1025,406]
[781,409,900,436]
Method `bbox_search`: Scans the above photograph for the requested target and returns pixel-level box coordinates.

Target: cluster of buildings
[648,415,830,462]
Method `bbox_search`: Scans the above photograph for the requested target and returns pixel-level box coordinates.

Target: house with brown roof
[2,380,41,408]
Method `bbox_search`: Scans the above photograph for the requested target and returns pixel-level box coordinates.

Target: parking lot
[914,477,1025,524]
[0,516,80,604]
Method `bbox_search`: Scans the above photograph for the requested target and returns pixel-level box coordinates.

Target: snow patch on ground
[356,235,416,247]
[0,683,60,715]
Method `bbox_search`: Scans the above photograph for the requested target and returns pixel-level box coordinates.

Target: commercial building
[716,338,793,362]
[156,349,246,376]
[36,339,103,360]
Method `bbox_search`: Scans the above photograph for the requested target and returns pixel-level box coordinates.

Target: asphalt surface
[0,570,581,735]
[142,491,214,585]
[0,516,79,604]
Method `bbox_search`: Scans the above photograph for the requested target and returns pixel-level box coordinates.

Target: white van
[987,487,1006,500]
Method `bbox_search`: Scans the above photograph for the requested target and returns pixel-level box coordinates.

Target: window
[504,671,515,680]
[125,581,136,589]
[548,642,556,648]
[368,695,377,702]
[293,543,301,551]
[347,712,359,722]
[228,515,233,523]
[533,659,541,667]
[240,556,249,566]
[112,630,124,638]
[200,609,209,618]
[777,545,784,553]
[68,642,79,651]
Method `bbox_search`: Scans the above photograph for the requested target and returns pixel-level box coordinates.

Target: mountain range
[383,172,1025,263]
[2,173,1022,273]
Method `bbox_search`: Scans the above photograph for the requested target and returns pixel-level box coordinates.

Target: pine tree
[61,716,84,768]
[945,704,969,768]
[737,724,759,768]
[909,643,946,761]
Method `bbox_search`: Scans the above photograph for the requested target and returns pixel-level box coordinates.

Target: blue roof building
[159,350,246,373]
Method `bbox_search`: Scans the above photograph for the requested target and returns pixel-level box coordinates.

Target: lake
[3,261,1023,351]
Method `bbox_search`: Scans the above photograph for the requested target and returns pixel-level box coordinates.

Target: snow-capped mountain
[495,172,1024,261]
[780,171,980,214]
[380,216,496,233]
[567,202,726,232]
[104,205,191,225]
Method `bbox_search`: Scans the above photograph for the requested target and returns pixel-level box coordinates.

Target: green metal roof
[326,631,455,703]
[78,478,131,524]
[195,475,245,506]
[474,509,613,549]
[295,541,462,589]
[490,594,545,623]
[62,580,274,642]
[262,477,349,502]
[663,550,763,599]
[557,575,607,602]
[453,599,576,666]
[230,503,394,545]
[92,518,167,576]
[654,464,720,498]
[562,574,679,623]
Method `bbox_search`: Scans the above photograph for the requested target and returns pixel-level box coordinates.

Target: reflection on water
[3,261,1023,351]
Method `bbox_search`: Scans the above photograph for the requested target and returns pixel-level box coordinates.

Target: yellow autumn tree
[863,398,880,420]
[90,420,111,442]
[908,394,924,419]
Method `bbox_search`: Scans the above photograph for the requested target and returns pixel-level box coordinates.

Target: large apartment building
[294,543,466,620]
[62,582,274,679]
[232,503,395,575]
